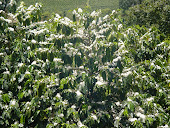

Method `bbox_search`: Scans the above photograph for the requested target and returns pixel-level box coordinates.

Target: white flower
[18,86,21,90]
[121,71,132,77]
[58,113,64,118]
[103,15,109,20]
[47,107,52,111]
[18,63,24,67]
[146,97,154,102]
[78,8,83,13]
[16,69,19,73]
[27,46,31,50]
[31,39,37,44]
[155,65,161,70]
[112,10,116,14]
[73,70,78,76]
[56,93,61,98]
[115,101,121,106]
[96,81,106,86]
[90,10,100,17]
[77,120,85,127]
[129,118,137,122]
[28,90,32,95]
[54,122,58,126]
[127,97,132,102]
[62,100,68,105]
[134,92,139,96]
[136,112,146,119]
[3,71,10,75]
[79,66,84,69]
[156,42,165,47]
[25,71,30,75]
[112,56,121,63]
[0,53,4,56]
[10,99,16,106]
[118,24,123,30]
[158,124,169,128]
[91,114,97,120]
[72,10,77,14]
[76,90,82,97]
[159,89,163,93]
[53,58,62,63]
[18,124,24,127]
[31,61,36,65]
[8,27,14,32]
[71,105,76,109]
[115,116,120,120]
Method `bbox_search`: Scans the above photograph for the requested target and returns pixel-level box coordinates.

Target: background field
[19,0,119,18]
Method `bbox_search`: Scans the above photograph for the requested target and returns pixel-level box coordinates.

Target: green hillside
[19,0,119,18]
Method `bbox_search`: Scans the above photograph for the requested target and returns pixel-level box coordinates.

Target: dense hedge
[0,0,169,127]
[124,0,170,36]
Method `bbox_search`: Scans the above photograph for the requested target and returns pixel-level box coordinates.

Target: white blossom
[18,124,24,127]
[25,71,31,75]
[127,97,132,102]
[47,107,52,111]
[3,71,10,75]
[155,65,161,70]
[159,124,169,128]
[76,90,82,97]
[8,27,14,32]
[31,39,37,44]
[90,10,100,17]
[27,46,31,50]
[136,112,146,119]
[56,93,61,98]
[91,114,97,120]
[72,10,77,14]
[31,61,36,65]
[129,118,137,122]
[96,80,107,86]
[78,8,83,13]
[159,89,163,93]
[18,86,21,90]
[118,24,123,30]
[0,53,4,56]
[134,92,139,96]
[146,97,154,102]
[10,99,16,106]
[54,122,58,126]
[115,101,121,106]
[112,10,116,14]
[71,105,76,109]
[112,56,121,63]
[121,71,132,77]
[58,113,64,118]
[18,63,24,67]
[77,120,85,127]
[115,116,120,120]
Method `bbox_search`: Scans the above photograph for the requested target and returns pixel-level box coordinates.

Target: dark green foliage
[124,0,170,36]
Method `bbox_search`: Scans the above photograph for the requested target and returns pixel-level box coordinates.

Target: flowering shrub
[0,0,169,127]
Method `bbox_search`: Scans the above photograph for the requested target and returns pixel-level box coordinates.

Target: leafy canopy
[0,0,169,127]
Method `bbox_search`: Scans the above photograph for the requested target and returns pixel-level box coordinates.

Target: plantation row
[0,0,169,127]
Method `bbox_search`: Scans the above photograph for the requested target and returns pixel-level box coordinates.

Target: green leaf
[20,114,25,124]
[123,108,128,117]
[2,94,10,103]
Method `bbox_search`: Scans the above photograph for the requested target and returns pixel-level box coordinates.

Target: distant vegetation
[19,0,119,19]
